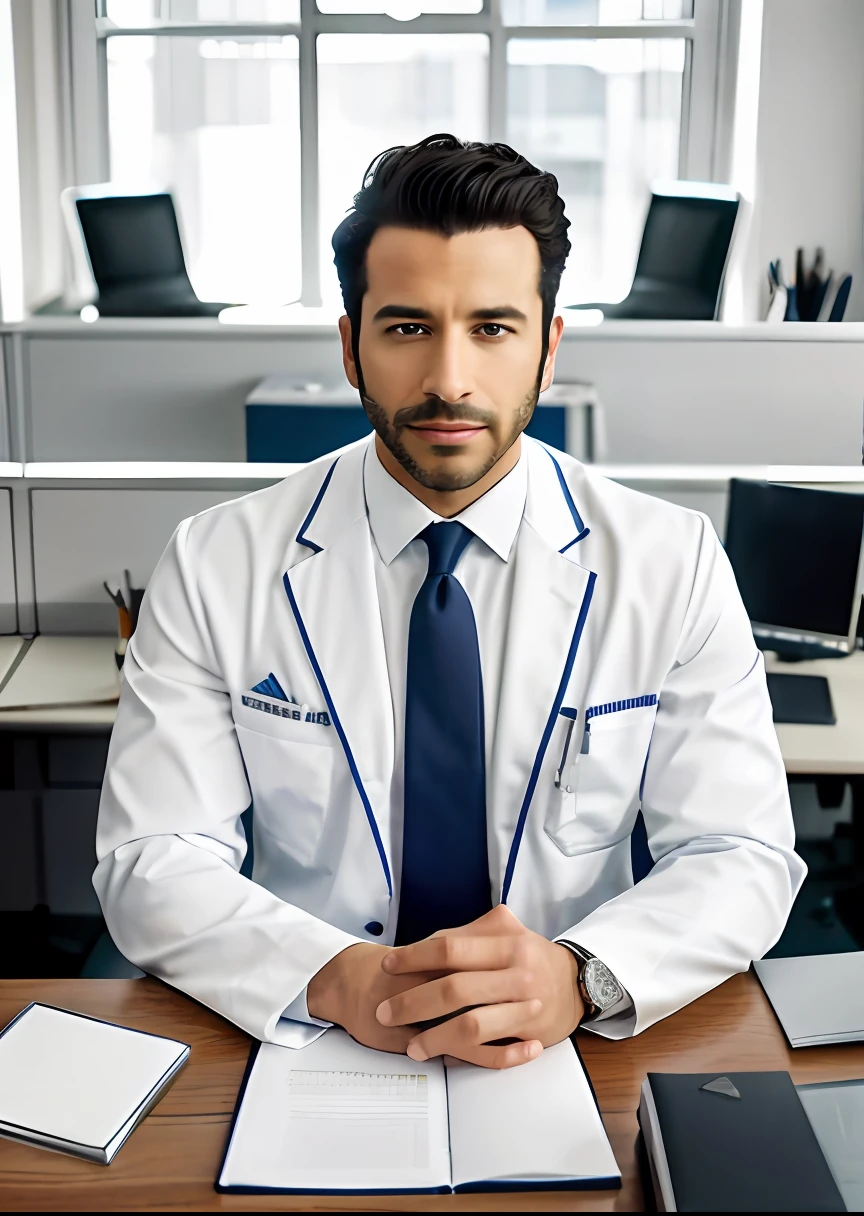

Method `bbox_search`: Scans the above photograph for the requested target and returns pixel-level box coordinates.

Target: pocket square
[242,682,331,727]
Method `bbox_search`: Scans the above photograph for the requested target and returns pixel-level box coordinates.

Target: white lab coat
[94,435,805,1046]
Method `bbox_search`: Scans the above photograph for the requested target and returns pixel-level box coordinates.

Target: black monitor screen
[76,194,186,286]
[724,480,864,640]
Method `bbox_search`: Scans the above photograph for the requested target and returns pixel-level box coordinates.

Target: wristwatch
[563,944,624,1020]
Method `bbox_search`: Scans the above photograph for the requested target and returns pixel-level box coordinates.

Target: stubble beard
[362,384,539,493]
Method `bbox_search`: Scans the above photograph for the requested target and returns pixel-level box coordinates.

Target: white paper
[218,1029,451,1192]
[799,1081,864,1212]
[754,953,864,1045]
[446,1039,620,1188]
[0,1004,188,1151]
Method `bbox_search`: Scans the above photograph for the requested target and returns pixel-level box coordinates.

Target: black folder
[638,1071,845,1212]
[765,672,836,725]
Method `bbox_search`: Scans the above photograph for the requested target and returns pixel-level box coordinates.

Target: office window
[502,0,692,23]
[317,34,488,304]
[317,2,481,12]
[508,38,684,304]
[93,0,723,308]
[106,34,301,303]
[105,1,301,23]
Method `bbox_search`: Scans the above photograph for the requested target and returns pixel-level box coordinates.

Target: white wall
[752,0,864,322]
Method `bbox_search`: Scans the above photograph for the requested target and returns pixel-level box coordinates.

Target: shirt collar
[363,440,527,566]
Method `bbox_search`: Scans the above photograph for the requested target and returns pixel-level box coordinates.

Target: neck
[375,435,522,518]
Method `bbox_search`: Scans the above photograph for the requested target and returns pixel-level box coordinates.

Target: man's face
[339,225,562,493]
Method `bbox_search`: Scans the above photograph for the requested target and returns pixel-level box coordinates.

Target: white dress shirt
[283,441,632,1032]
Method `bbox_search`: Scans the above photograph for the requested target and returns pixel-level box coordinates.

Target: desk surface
[0,637,118,730]
[0,974,862,1212]
[765,650,864,774]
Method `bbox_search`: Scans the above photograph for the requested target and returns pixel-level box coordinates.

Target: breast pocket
[233,700,335,866]
[544,702,657,858]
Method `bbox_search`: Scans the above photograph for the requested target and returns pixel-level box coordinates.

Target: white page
[754,954,864,1044]
[219,1029,451,1192]
[446,1039,619,1188]
[0,1004,188,1151]
[799,1081,864,1212]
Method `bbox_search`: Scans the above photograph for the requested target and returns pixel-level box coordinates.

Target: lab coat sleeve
[93,518,363,1045]
[563,516,806,1038]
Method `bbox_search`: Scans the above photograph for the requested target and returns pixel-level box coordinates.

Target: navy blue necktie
[395,521,492,946]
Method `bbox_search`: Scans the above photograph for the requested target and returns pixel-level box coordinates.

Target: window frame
[79,0,735,307]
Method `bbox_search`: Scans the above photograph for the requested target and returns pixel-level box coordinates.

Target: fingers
[431,905,523,940]
[383,933,522,977]
[377,968,537,1028]
[405,999,543,1068]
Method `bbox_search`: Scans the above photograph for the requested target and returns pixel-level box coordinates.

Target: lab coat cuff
[260,922,364,1047]
[281,987,333,1030]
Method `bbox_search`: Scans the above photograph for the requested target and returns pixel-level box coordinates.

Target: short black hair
[332,133,570,380]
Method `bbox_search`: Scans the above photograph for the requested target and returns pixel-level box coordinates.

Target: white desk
[0,637,24,689]
[0,637,118,731]
[765,650,864,776]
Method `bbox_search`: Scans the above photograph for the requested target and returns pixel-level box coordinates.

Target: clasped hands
[306,904,584,1070]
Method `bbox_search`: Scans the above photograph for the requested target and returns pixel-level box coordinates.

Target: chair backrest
[75,192,188,291]
[632,184,740,317]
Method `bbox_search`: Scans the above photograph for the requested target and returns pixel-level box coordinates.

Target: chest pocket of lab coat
[233,702,335,867]
[544,703,657,858]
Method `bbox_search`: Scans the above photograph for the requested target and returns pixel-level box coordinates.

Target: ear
[339,314,360,391]
[538,314,565,394]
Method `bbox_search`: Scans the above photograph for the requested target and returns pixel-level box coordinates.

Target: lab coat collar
[364,440,527,566]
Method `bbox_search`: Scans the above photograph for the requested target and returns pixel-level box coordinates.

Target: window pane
[105,1,299,27]
[106,35,301,303]
[317,33,488,305]
[507,38,683,304]
[317,2,481,12]
[502,0,692,24]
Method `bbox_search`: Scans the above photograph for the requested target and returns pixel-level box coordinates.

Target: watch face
[584,958,622,1012]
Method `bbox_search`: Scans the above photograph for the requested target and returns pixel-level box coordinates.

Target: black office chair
[73,192,230,318]
[567,183,740,321]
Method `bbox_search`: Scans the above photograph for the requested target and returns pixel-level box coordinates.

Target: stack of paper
[0,1003,189,1163]
[754,953,864,1046]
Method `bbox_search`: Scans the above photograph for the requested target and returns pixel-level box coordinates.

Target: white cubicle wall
[3,319,864,466]
[10,461,864,638]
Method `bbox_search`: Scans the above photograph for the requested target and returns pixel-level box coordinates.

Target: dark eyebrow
[371,304,528,324]
[466,306,528,323]
[372,304,434,322]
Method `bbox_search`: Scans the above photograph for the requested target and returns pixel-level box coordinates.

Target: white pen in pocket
[554,707,589,794]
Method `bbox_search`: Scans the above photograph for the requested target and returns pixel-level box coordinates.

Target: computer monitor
[724,480,864,654]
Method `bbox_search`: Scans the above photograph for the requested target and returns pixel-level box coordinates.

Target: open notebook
[217,1028,620,1195]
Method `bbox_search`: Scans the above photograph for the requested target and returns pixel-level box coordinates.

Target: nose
[420,328,475,405]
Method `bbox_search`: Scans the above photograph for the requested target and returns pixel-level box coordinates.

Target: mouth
[406,422,487,446]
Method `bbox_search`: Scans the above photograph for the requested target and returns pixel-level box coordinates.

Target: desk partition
[6,462,862,635]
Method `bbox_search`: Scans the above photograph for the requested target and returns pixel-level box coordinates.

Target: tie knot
[420,521,474,577]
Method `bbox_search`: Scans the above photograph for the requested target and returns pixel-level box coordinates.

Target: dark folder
[766,672,836,725]
[639,1071,845,1212]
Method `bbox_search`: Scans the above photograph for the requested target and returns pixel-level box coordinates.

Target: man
[94,135,804,1070]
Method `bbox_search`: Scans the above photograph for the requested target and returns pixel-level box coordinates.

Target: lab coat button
[365,920,384,936]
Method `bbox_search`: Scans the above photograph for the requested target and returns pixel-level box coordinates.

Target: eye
[477,323,510,337]
[388,323,428,337]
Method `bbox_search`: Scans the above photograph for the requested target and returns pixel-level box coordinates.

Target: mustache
[386,397,496,429]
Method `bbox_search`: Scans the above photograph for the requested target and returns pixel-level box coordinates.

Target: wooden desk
[0,974,862,1212]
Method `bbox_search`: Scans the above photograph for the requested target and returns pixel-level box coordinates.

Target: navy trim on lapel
[296,458,340,554]
[283,571,393,897]
[540,445,591,549]
[501,569,597,903]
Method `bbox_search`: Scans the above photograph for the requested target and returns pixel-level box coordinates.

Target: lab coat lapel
[283,441,396,895]
[490,441,597,902]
